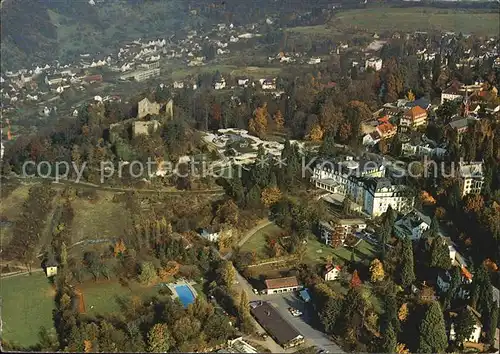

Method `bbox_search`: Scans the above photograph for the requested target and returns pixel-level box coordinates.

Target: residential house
[262,276,303,295]
[449,306,482,344]
[458,161,484,197]
[323,264,342,281]
[44,258,58,277]
[45,74,65,86]
[319,218,366,246]
[199,227,220,242]
[436,267,472,299]
[394,209,431,240]
[376,122,397,139]
[238,78,250,87]
[250,301,304,348]
[400,106,428,129]
[214,77,226,90]
[308,57,321,65]
[448,117,475,143]
[362,131,381,147]
[120,68,160,82]
[173,81,184,89]
[261,78,277,90]
[365,58,383,71]
[441,81,465,104]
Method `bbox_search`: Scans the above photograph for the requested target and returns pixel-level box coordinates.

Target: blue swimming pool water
[175,285,196,307]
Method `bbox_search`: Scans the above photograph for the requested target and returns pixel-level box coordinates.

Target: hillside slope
[0,0,194,71]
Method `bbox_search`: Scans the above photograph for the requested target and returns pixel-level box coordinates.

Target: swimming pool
[174,284,196,307]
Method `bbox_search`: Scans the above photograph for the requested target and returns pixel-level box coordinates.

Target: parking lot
[265,292,345,353]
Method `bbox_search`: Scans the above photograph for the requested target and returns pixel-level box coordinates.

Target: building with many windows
[458,161,484,197]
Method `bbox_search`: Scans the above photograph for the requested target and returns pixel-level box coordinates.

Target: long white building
[312,158,414,217]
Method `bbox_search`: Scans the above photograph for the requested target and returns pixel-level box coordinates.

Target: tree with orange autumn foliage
[274,110,284,130]
[261,187,282,208]
[307,124,324,141]
[84,340,93,353]
[463,194,485,214]
[396,343,410,354]
[114,239,126,257]
[248,103,268,136]
[351,270,362,288]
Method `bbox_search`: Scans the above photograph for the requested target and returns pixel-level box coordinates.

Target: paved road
[230,220,345,353]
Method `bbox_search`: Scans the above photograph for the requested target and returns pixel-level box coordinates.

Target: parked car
[288,307,302,317]
[253,288,259,294]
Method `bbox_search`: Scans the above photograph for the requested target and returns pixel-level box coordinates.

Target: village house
[261,78,277,90]
[394,209,431,240]
[323,264,342,281]
[219,337,258,353]
[214,77,226,90]
[376,122,397,139]
[199,227,232,243]
[458,161,484,197]
[262,276,303,295]
[448,117,476,143]
[400,106,428,129]
[365,57,383,71]
[319,218,367,246]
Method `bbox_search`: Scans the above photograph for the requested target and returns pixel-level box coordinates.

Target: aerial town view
[0,0,499,353]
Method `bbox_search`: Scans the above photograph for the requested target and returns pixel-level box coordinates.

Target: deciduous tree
[147,323,172,352]
[261,187,282,208]
[370,258,385,283]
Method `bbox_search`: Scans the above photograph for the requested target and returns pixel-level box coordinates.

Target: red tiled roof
[377,122,396,135]
[405,106,427,119]
[377,116,390,123]
[265,276,299,290]
[461,266,473,281]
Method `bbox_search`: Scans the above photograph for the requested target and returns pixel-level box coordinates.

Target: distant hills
[0,0,195,71]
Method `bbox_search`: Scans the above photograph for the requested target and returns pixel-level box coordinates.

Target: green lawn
[332,7,499,36]
[0,272,55,347]
[240,223,284,259]
[285,25,342,37]
[79,279,160,316]
[305,237,377,265]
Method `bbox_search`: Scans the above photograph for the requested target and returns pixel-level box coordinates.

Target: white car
[288,307,302,317]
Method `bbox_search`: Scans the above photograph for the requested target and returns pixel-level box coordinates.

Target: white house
[365,58,383,71]
[394,210,431,240]
[363,178,414,217]
[214,78,226,90]
[308,57,321,65]
[458,161,484,197]
[323,264,342,281]
[262,276,303,295]
[238,78,250,87]
[200,228,220,242]
[173,81,185,89]
[261,78,276,90]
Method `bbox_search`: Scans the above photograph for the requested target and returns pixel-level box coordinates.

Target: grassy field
[78,279,160,316]
[240,223,284,259]
[331,7,500,36]
[285,25,343,37]
[0,184,30,220]
[0,272,55,347]
[305,237,377,265]
[70,191,131,242]
[0,274,167,347]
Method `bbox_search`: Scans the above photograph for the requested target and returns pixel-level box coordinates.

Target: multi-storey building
[458,161,484,197]
[312,158,414,217]
[400,106,428,129]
